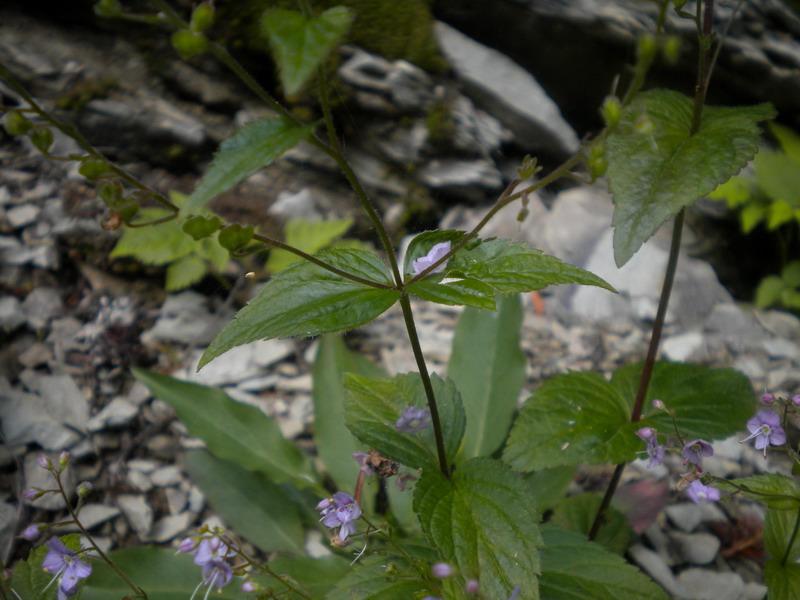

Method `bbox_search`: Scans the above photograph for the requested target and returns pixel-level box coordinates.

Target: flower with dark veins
[395,406,430,433]
[686,480,720,503]
[412,241,451,275]
[741,409,786,458]
[681,439,713,466]
[318,492,361,541]
[42,537,92,600]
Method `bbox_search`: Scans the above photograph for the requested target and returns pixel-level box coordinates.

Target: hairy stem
[399,293,449,475]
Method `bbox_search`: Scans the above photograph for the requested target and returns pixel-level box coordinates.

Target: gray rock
[676,568,745,600]
[268,188,324,222]
[671,531,720,565]
[417,158,503,196]
[87,397,139,431]
[116,494,153,537]
[23,451,75,510]
[61,504,121,532]
[0,378,81,450]
[760,338,800,361]
[665,502,704,533]
[140,291,230,346]
[126,469,153,492]
[704,303,765,351]
[0,296,25,330]
[149,512,193,543]
[662,330,705,362]
[19,371,90,434]
[127,459,159,473]
[435,21,579,156]
[368,120,429,165]
[165,488,188,515]
[6,204,39,228]
[628,543,689,599]
[150,465,183,487]
[184,337,294,386]
[18,341,52,367]
[345,147,407,195]
[22,287,63,329]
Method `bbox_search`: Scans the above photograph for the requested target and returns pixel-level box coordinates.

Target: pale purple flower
[395,406,430,434]
[686,480,720,503]
[466,579,479,594]
[42,537,92,600]
[793,395,800,407]
[200,560,233,590]
[37,454,52,470]
[682,439,713,465]
[177,537,198,553]
[23,488,40,500]
[761,393,775,404]
[637,428,664,468]
[652,399,665,410]
[22,524,43,541]
[432,562,454,578]
[319,492,361,541]
[412,241,451,275]
[741,410,786,458]
[193,538,230,567]
[241,581,260,592]
[189,538,233,593]
[352,452,375,476]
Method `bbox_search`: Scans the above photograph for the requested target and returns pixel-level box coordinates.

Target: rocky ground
[2,3,800,600]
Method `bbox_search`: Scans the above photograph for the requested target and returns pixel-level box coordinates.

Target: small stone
[743,582,768,600]
[117,494,153,536]
[6,204,40,228]
[628,544,688,599]
[671,531,720,565]
[187,485,205,513]
[127,469,153,492]
[760,338,800,360]
[22,287,63,329]
[150,465,182,487]
[127,459,159,473]
[18,342,52,367]
[87,398,139,431]
[149,512,193,543]
[676,568,744,600]
[61,504,121,532]
[140,291,229,346]
[165,487,187,514]
[0,296,25,330]
[665,503,703,533]
[268,188,324,221]
[662,330,704,362]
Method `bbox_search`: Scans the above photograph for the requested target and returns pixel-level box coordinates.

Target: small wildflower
[318,492,361,541]
[685,480,720,503]
[761,393,775,404]
[22,524,44,541]
[186,537,234,598]
[193,538,230,567]
[652,399,665,410]
[177,537,198,553]
[741,410,786,458]
[682,439,713,466]
[395,406,430,434]
[412,241,451,275]
[23,488,41,500]
[42,537,92,600]
[793,395,800,407]
[637,428,664,468]
[352,452,376,476]
[58,451,70,469]
[37,455,52,470]
[465,579,479,594]
[432,563,454,579]
[76,482,93,497]
[241,581,262,592]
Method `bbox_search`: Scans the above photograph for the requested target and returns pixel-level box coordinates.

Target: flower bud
[190,2,215,33]
[23,488,42,500]
[636,33,657,64]
[634,117,655,136]
[177,537,198,553]
[601,96,622,128]
[77,481,93,497]
[29,127,54,153]
[37,455,53,470]
[22,524,45,541]
[792,395,800,406]
[466,579,479,594]
[58,450,70,469]
[662,36,681,65]
[636,427,655,440]
[97,179,125,208]
[432,562,454,579]
[171,30,209,59]
[761,393,775,404]
[652,399,665,410]
[3,110,34,136]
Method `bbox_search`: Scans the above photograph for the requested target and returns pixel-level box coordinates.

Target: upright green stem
[399,293,450,475]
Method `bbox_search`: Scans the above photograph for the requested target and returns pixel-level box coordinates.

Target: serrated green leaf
[110,207,193,265]
[133,369,318,488]
[450,238,616,294]
[312,335,384,491]
[218,223,254,252]
[414,457,541,599]
[262,7,353,97]
[765,560,800,600]
[343,372,465,470]
[539,524,669,600]
[267,217,354,273]
[200,249,399,368]
[81,547,246,600]
[524,466,576,513]
[714,474,800,511]
[549,493,632,555]
[448,293,526,459]
[756,275,786,308]
[406,277,496,309]
[184,450,305,554]
[166,254,207,291]
[607,89,774,266]
[185,118,315,212]
[325,556,432,599]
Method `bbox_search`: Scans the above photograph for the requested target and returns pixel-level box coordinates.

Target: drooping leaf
[539,524,669,600]
[184,450,305,554]
[182,214,222,240]
[325,556,432,600]
[448,293,526,459]
[714,474,800,511]
[765,504,800,563]
[343,372,465,470]
[414,457,542,599]
[262,7,353,97]
[81,547,245,600]
[312,335,384,491]
[185,118,315,212]
[549,493,632,555]
[218,223,254,252]
[267,217,354,273]
[199,249,399,369]
[607,89,774,266]
[133,369,318,488]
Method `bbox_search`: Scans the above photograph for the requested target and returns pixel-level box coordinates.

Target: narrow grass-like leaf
[262,7,353,97]
[199,249,399,369]
[414,457,541,599]
[607,89,774,266]
[539,524,668,600]
[133,368,318,488]
[343,372,465,469]
[185,118,315,212]
[184,450,305,554]
[448,293,526,459]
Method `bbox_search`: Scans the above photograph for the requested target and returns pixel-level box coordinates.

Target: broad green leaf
[325,556,432,599]
[199,249,399,368]
[504,371,639,472]
[184,450,305,554]
[448,293,526,459]
[267,217,354,273]
[607,89,774,266]
[262,7,353,97]
[709,174,751,207]
[764,561,800,600]
[414,457,542,599]
[755,150,800,208]
[166,254,206,291]
[756,275,785,308]
[539,524,669,600]
[767,200,794,229]
[403,230,466,275]
[770,122,800,163]
[133,368,318,488]
[343,372,465,470]
[783,261,800,287]
[784,289,800,309]
[312,335,384,492]
[218,223,254,252]
[185,118,315,212]
[741,202,767,232]
[525,466,576,513]
[110,207,193,265]
[81,547,246,600]
[549,493,632,555]
[765,505,800,563]
[450,238,616,294]
[267,556,352,599]
[406,277,496,309]
[714,474,800,511]
[10,535,82,600]
[182,214,221,240]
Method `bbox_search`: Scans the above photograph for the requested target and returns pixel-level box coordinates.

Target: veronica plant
[4,0,799,599]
